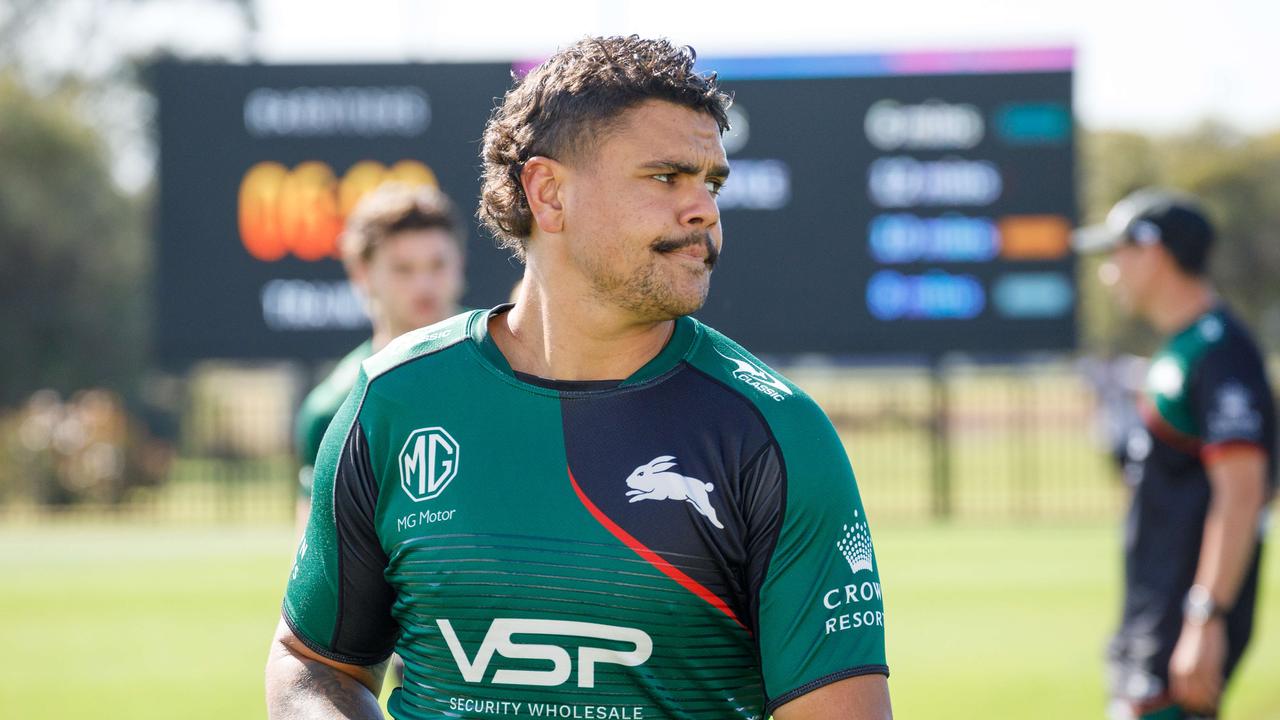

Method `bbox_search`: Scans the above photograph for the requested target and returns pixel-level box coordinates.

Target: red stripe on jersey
[568,467,746,630]
[1201,440,1266,466]
[1138,397,1202,456]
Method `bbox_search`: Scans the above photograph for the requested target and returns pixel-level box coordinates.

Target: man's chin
[661,285,711,319]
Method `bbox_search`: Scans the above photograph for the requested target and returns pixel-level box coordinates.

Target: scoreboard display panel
[152,62,517,364]
[154,49,1075,364]
[698,49,1076,357]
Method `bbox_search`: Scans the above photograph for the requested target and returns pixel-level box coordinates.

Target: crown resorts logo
[837,510,874,575]
[821,508,884,636]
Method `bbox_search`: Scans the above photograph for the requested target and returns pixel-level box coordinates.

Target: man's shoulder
[362,310,479,382]
[685,320,828,424]
[299,341,372,420]
[687,321,854,487]
[1176,308,1268,378]
[1211,309,1267,359]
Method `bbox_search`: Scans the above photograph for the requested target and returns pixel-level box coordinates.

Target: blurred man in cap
[1076,189,1276,719]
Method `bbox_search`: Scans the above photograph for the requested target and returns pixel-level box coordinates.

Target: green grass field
[2,521,1277,719]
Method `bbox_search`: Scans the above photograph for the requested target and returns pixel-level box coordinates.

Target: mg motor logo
[437,619,652,688]
[399,427,459,502]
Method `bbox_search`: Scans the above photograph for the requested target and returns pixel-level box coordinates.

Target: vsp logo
[398,427,459,502]
[437,618,652,688]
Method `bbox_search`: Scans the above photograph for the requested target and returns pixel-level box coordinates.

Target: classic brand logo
[1198,316,1225,342]
[399,427,459,502]
[837,510,875,575]
[625,455,724,529]
[437,619,652,688]
[715,347,792,402]
[290,537,308,581]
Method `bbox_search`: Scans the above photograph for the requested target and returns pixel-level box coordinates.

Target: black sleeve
[739,442,785,651]
[283,418,399,665]
[1192,342,1273,454]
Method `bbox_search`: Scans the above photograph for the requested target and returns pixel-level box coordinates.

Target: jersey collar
[468,304,699,388]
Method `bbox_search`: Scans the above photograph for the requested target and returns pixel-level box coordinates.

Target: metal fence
[0,359,1128,524]
[793,361,1123,521]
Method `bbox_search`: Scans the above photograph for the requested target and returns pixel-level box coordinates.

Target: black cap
[1072,188,1215,274]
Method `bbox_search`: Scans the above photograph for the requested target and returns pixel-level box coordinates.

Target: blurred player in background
[1075,189,1276,719]
[268,35,890,719]
[294,183,466,529]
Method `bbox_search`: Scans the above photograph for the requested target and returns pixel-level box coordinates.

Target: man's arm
[266,617,389,720]
[772,675,892,720]
[1168,446,1268,712]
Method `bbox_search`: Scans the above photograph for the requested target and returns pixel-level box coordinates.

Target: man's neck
[490,266,674,382]
[1146,275,1216,335]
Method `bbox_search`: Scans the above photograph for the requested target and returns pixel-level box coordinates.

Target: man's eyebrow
[640,159,731,179]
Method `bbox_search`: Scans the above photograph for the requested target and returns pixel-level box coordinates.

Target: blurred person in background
[1075,189,1276,719]
[267,35,889,720]
[293,183,466,529]
[291,183,465,691]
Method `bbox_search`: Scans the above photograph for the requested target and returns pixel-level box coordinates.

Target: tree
[0,76,146,405]
[0,0,256,191]
[1079,126,1280,354]
[0,0,256,405]
[1163,126,1280,346]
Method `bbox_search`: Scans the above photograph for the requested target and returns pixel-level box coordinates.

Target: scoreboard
[152,62,514,363]
[153,49,1075,364]
[699,49,1076,356]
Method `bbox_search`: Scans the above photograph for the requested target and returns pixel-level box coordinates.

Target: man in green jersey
[1076,189,1275,719]
[268,36,891,719]
[293,183,467,528]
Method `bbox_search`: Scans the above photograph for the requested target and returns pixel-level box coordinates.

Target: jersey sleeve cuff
[281,605,395,667]
[764,664,890,715]
[1201,440,1266,465]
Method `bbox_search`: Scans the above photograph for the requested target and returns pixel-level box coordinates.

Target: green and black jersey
[295,340,374,494]
[284,307,887,718]
[1109,304,1276,700]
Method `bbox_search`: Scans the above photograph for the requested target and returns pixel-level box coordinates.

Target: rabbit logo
[624,455,724,530]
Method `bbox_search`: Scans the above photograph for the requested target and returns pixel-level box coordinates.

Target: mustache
[652,232,719,269]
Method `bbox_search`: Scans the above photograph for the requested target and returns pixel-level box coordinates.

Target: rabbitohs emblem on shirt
[624,455,724,529]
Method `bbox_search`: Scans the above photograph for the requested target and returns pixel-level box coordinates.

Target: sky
[14,0,1275,191]
[247,0,1280,134]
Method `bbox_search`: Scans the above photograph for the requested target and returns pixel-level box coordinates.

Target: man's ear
[522,156,565,235]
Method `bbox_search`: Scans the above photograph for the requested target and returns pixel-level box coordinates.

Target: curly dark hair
[341,183,464,265]
[478,35,732,258]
